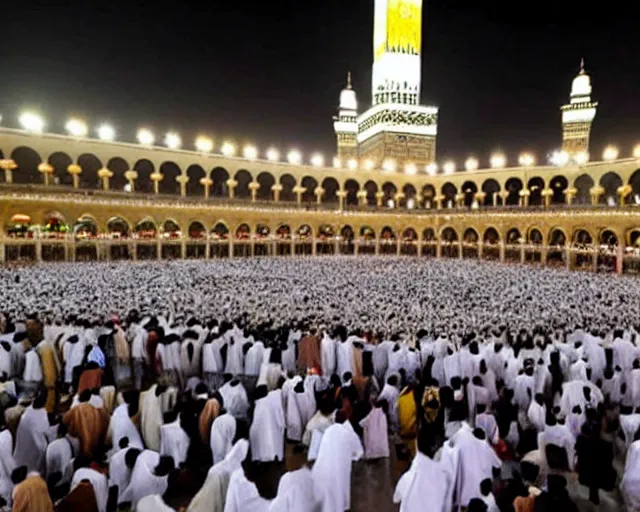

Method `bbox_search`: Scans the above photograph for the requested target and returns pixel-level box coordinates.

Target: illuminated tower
[355,0,438,168]
[333,72,359,162]
[561,59,598,157]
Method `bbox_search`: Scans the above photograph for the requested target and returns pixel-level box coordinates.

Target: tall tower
[333,72,359,162]
[371,0,422,106]
[561,59,598,157]
[356,0,438,169]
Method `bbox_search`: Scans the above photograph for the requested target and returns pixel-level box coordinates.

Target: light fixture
[465,157,478,171]
[221,141,236,157]
[443,161,456,174]
[364,159,374,170]
[97,124,115,141]
[287,150,302,165]
[405,163,417,175]
[490,152,506,168]
[65,118,88,137]
[382,159,396,172]
[574,151,589,165]
[310,153,324,167]
[518,153,535,167]
[426,162,438,175]
[347,159,358,170]
[634,145,640,159]
[333,157,342,168]
[19,112,45,133]
[387,199,395,208]
[549,150,569,166]
[137,128,155,146]
[407,198,415,209]
[195,136,213,153]
[602,145,619,161]
[266,148,280,161]
[164,132,181,149]
[243,145,258,160]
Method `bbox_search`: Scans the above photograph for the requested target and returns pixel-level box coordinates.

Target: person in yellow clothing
[37,340,60,413]
[397,383,418,459]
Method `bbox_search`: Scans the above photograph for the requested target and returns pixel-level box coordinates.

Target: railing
[1,182,640,215]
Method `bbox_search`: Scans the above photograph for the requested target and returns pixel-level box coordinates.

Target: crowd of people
[0,257,639,511]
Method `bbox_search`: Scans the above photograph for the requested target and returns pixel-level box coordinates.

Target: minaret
[371,0,422,106]
[333,72,359,162]
[561,59,598,158]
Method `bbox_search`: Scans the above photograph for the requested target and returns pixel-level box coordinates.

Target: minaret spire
[579,57,585,74]
[347,71,352,89]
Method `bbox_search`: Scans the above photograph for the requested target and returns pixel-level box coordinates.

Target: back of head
[125,448,141,470]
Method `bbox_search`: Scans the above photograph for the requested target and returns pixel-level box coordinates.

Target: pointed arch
[186,165,206,196]
[481,179,500,206]
[107,216,131,238]
[211,167,230,197]
[78,153,103,189]
[235,223,250,239]
[234,169,252,198]
[527,177,544,206]
[505,177,523,206]
[11,146,42,184]
[483,227,500,244]
[280,174,296,202]
[600,171,623,205]
[276,224,291,239]
[549,175,568,204]
[134,159,155,194]
[188,221,206,239]
[364,180,378,207]
[159,162,181,195]
[322,177,339,204]
[574,174,594,205]
[257,172,276,200]
[48,152,73,186]
[301,176,318,203]
[212,222,230,239]
[344,179,360,206]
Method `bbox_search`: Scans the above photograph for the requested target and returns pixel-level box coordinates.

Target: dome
[570,59,591,99]
[339,71,357,111]
[340,88,357,111]
[571,73,591,98]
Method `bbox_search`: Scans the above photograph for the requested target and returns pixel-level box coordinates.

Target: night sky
[0,1,637,165]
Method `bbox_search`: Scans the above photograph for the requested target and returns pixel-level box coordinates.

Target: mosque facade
[0,2,638,273]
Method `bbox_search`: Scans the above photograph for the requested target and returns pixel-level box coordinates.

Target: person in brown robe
[297,329,322,375]
[55,481,99,512]
[38,342,59,413]
[77,364,103,395]
[199,396,221,444]
[62,392,109,457]
[12,474,54,512]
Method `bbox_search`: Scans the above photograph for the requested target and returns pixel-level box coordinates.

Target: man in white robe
[108,442,133,506]
[119,450,173,508]
[394,451,451,512]
[160,414,190,467]
[187,439,249,512]
[224,467,271,512]
[45,423,74,491]
[140,385,164,452]
[13,395,50,473]
[71,463,109,512]
[218,379,249,419]
[451,424,501,508]
[0,429,15,507]
[210,413,237,464]
[108,402,144,450]
[621,438,640,511]
[269,467,318,512]
[250,386,284,462]
[311,413,363,512]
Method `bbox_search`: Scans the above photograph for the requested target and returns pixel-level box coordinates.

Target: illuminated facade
[333,0,438,168]
[1,128,640,275]
[561,59,598,158]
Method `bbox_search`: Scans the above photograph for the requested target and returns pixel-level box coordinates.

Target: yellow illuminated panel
[375,0,422,61]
